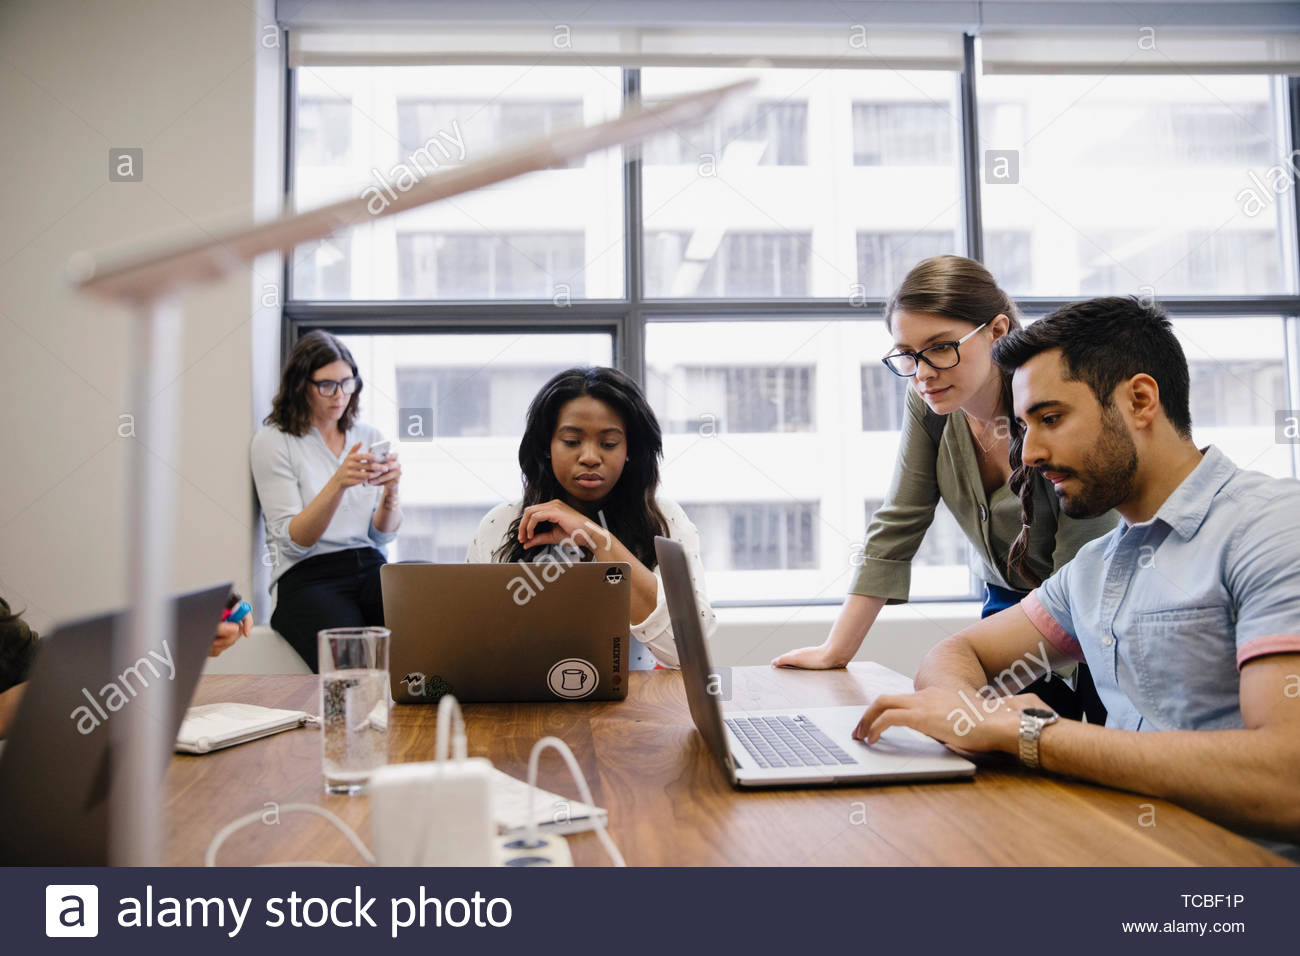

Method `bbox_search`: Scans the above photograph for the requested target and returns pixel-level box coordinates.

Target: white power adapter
[370,695,496,866]
[367,697,622,868]
[370,757,496,866]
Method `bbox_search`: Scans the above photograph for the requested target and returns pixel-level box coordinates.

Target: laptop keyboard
[724,714,858,769]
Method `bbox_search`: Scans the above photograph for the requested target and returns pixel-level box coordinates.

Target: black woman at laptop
[773,256,1117,722]
[251,331,402,672]
[466,367,715,670]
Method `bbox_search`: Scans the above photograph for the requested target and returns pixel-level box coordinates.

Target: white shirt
[465,498,717,669]
[250,423,399,589]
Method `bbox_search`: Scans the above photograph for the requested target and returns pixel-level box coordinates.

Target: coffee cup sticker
[547,658,598,699]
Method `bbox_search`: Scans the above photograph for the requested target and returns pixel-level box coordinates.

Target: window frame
[281,47,1300,607]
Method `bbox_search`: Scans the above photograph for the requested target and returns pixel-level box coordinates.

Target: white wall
[0,0,272,635]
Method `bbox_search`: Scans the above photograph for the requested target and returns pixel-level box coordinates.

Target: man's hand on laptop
[851,687,1051,754]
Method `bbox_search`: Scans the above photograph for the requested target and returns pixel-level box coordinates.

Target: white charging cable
[434,693,468,762]
[205,695,622,867]
[526,736,626,867]
[204,803,376,867]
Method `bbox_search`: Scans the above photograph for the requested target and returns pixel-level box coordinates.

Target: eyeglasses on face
[881,322,989,377]
[310,376,360,397]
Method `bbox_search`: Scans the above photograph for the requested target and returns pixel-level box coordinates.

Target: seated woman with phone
[251,331,401,671]
[466,367,716,669]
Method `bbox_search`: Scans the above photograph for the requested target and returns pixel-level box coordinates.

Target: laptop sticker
[546,658,599,699]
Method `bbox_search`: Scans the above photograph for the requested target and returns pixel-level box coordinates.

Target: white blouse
[465,498,717,669]
[250,422,399,589]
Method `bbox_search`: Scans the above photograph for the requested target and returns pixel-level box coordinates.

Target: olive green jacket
[851,386,1119,602]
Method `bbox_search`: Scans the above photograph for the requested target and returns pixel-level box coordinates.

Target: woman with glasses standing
[773,256,1116,722]
[251,331,401,671]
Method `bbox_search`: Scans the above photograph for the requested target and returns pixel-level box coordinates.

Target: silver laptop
[0,584,232,864]
[382,563,631,703]
[655,537,975,787]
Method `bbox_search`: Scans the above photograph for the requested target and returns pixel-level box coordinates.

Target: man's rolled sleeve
[1227,495,1300,670]
[1020,562,1084,662]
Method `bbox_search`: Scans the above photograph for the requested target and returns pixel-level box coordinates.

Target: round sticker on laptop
[547,658,599,699]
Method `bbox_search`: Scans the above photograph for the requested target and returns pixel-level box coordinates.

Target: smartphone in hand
[365,439,392,484]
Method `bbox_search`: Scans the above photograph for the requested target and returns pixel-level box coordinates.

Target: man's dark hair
[991,296,1191,437]
[992,296,1190,585]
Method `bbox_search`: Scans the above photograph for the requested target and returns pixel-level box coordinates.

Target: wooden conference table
[164,664,1291,866]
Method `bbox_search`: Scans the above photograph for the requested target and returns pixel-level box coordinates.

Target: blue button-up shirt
[1022,445,1300,733]
[251,423,399,589]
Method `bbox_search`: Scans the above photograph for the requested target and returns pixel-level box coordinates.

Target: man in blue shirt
[853,296,1300,849]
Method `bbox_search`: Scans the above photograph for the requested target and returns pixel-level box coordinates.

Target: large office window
[1078,230,1281,296]
[397,232,586,299]
[857,231,953,298]
[292,237,351,300]
[644,99,808,166]
[296,96,353,166]
[852,102,954,166]
[290,65,624,300]
[395,365,566,438]
[1176,318,1291,477]
[288,49,1300,608]
[977,74,1294,297]
[686,502,819,571]
[644,231,811,297]
[861,365,907,432]
[397,98,585,168]
[645,320,942,601]
[656,365,816,434]
[640,67,962,301]
[397,505,493,563]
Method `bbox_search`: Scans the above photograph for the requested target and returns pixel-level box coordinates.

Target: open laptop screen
[654,536,732,774]
[0,584,230,864]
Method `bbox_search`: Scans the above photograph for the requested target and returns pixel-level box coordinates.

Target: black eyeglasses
[881,322,988,377]
[310,376,360,397]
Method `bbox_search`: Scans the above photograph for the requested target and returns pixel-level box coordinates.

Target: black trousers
[272,547,386,673]
[982,583,1107,725]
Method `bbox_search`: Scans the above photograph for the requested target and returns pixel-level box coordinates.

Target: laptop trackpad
[811,705,958,761]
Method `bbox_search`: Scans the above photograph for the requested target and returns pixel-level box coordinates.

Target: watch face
[1023,707,1056,720]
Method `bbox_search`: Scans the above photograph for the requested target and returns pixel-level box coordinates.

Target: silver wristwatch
[1018,707,1059,769]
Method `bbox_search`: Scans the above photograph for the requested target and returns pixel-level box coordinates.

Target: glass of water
[318,627,391,795]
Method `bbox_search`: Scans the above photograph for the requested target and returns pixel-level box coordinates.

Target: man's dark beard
[1055,405,1138,519]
